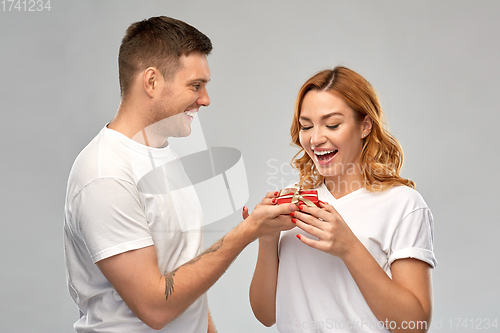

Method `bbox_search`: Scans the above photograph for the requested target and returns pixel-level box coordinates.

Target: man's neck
[109,105,172,149]
[109,98,142,135]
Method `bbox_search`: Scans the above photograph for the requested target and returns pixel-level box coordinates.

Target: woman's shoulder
[376,185,429,209]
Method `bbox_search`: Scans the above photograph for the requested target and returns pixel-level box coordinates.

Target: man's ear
[143,67,160,98]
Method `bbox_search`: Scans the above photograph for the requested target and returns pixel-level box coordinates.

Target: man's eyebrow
[299,112,343,121]
[189,78,210,84]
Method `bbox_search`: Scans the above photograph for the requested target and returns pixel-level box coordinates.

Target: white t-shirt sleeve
[388,207,437,268]
[73,177,154,263]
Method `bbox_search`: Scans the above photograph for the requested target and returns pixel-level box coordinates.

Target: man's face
[151,53,211,138]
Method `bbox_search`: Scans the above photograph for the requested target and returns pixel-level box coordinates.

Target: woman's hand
[292,201,360,259]
[242,206,249,219]
[294,201,433,332]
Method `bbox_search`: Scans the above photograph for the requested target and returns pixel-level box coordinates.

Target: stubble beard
[148,102,191,140]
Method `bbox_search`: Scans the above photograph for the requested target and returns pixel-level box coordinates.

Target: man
[64,16,295,332]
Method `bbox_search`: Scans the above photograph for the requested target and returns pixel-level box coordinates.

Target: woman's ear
[362,115,373,138]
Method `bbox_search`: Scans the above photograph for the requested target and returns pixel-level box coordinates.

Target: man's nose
[198,87,210,107]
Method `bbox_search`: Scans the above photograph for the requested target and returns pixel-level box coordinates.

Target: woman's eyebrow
[321,112,344,120]
[299,112,343,122]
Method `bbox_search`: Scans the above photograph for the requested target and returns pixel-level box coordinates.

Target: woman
[249,66,437,332]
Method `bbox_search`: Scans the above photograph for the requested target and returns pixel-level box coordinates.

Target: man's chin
[171,128,191,138]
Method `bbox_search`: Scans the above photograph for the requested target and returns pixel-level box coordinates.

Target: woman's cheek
[300,136,315,161]
[298,132,308,149]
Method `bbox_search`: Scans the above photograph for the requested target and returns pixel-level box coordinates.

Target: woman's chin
[314,162,341,177]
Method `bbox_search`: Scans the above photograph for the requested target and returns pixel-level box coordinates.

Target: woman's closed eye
[300,124,339,130]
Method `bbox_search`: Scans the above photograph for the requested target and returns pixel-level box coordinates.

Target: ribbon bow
[280,184,316,207]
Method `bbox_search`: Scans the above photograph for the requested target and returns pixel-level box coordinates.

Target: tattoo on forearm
[186,237,225,266]
[163,237,225,301]
[164,267,178,301]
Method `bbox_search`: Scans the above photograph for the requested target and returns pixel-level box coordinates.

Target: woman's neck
[324,167,365,199]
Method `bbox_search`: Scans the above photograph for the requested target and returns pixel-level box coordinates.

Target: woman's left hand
[293,201,359,259]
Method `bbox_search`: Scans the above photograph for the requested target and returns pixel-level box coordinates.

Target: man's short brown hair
[118,16,212,98]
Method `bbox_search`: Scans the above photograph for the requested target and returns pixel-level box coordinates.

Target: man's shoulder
[67,127,137,196]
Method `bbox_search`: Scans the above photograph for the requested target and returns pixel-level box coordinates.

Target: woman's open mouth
[313,149,338,165]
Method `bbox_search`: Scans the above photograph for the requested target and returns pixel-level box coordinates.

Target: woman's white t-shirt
[276,183,437,333]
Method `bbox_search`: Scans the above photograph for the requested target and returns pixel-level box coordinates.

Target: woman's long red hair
[291,66,415,191]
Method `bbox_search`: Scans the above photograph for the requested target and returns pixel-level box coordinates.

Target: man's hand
[241,191,296,241]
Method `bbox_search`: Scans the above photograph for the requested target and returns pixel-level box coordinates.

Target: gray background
[1,0,499,332]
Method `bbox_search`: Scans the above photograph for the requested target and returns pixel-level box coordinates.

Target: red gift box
[276,186,319,207]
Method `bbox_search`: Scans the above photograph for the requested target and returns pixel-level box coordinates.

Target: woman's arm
[249,233,281,327]
[342,242,432,332]
[248,192,295,327]
[294,202,433,333]
[207,309,217,333]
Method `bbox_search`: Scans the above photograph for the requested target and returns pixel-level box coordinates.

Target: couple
[64,16,436,333]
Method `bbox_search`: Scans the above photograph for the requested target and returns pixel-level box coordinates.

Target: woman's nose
[310,127,327,147]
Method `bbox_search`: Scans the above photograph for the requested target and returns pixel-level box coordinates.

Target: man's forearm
[163,236,227,301]
[153,219,257,326]
[100,201,295,330]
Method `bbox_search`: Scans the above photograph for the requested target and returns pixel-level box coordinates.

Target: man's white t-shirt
[64,126,208,332]
[276,183,437,333]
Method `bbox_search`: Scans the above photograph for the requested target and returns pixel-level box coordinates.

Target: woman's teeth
[314,149,338,161]
[184,110,196,117]
[314,150,337,156]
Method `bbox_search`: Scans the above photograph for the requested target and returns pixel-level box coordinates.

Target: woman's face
[298,90,370,179]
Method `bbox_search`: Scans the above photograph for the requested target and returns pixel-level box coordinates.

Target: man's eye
[193,84,200,91]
